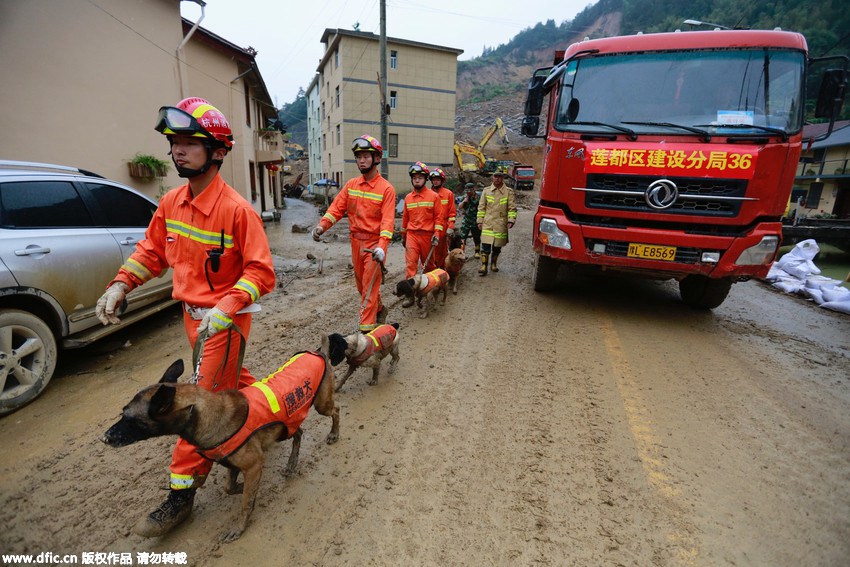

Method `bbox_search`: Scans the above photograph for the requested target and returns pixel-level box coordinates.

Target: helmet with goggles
[408,162,430,178]
[351,135,383,156]
[429,168,446,181]
[155,97,234,150]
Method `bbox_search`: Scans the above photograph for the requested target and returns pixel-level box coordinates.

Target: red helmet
[351,134,383,155]
[155,97,234,149]
[429,167,446,181]
[408,162,430,177]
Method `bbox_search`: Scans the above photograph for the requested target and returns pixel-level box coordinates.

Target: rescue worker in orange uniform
[429,167,456,269]
[401,162,443,286]
[311,135,396,332]
[95,97,275,537]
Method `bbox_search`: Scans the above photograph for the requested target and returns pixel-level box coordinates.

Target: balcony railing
[255,130,284,164]
[796,157,850,178]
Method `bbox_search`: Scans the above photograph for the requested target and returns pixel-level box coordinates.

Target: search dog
[100,337,340,543]
[444,246,466,295]
[327,322,400,391]
[394,268,450,319]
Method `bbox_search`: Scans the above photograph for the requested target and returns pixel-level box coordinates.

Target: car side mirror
[815,68,848,119]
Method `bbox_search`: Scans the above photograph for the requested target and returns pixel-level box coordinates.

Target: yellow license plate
[627,243,677,261]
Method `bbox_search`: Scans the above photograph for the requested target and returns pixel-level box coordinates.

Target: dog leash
[419,241,437,275]
[191,324,246,389]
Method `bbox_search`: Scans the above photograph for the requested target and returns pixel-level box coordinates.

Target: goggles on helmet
[351,135,382,153]
[408,162,429,176]
[154,106,215,139]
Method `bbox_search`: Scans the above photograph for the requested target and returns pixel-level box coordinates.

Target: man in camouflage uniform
[457,182,482,258]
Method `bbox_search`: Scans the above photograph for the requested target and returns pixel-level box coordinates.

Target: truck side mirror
[815,68,848,119]
[524,75,546,116]
[521,116,540,137]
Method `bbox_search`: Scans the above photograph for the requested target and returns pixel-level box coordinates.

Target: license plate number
[627,243,677,261]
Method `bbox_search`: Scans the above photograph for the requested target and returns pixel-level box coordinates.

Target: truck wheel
[678,276,732,309]
[0,310,58,416]
[532,254,559,292]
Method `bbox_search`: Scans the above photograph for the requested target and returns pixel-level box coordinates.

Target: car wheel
[679,275,733,309]
[0,310,58,416]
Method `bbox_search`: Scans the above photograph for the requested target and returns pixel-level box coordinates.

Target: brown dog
[444,247,466,294]
[394,268,449,318]
[101,337,340,543]
[327,323,400,391]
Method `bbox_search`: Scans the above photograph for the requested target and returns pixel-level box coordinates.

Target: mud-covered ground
[2,193,849,566]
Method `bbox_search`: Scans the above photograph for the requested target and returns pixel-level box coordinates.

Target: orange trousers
[169,309,255,490]
[404,230,436,277]
[351,236,384,332]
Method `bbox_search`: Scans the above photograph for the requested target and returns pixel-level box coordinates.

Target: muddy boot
[474,245,480,259]
[478,253,489,276]
[491,253,499,273]
[376,305,387,324]
[133,488,196,537]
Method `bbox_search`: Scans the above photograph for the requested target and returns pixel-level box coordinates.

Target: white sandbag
[822,286,850,303]
[772,279,804,293]
[803,287,825,304]
[821,300,850,314]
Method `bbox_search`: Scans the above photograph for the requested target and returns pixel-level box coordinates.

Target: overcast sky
[182,0,594,107]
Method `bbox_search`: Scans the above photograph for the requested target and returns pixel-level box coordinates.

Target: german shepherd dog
[328,323,400,391]
[101,337,340,542]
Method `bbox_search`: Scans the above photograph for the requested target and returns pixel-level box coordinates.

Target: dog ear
[148,385,176,417]
[327,334,348,366]
[391,322,400,330]
[159,360,184,384]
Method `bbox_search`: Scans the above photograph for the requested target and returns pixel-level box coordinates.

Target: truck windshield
[554,48,804,136]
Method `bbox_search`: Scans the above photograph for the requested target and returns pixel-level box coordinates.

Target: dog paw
[220,527,245,543]
[284,465,298,477]
[326,432,339,444]
[367,378,378,386]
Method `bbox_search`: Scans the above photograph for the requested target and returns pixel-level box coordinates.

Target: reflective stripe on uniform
[121,257,154,282]
[349,189,385,202]
[380,230,394,239]
[234,278,260,301]
[482,229,508,239]
[170,473,197,489]
[165,219,234,248]
[406,201,435,209]
[322,211,338,223]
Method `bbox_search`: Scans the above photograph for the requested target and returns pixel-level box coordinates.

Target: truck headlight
[538,218,571,249]
[735,236,779,266]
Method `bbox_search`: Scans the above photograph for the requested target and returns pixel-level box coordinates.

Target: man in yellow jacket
[476,171,517,275]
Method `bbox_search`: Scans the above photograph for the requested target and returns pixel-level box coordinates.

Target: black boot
[376,305,387,324]
[133,488,196,537]
[491,253,500,272]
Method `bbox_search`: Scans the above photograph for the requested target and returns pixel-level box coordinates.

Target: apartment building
[314,28,462,194]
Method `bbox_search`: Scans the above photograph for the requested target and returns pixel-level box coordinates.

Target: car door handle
[119,238,138,245]
[15,246,51,256]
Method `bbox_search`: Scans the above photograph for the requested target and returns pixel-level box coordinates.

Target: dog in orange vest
[394,268,449,319]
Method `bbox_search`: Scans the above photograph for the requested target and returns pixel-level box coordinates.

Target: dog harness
[350,324,398,365]
[198,351,326,461]
[422,269,449,294]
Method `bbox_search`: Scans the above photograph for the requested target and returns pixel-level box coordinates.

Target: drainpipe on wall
[177,0,206,99]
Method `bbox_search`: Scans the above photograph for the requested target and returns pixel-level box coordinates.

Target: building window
[336,124,341,145]
[390,90,397,110]
[334,49,339,68]
[390,50,397,70]
[321,102,325,121]
[335,86,340,108]
[244,85,251,127]
[388,133,398,158]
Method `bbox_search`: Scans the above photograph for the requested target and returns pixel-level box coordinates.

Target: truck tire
[678,276,732,309]
[0,310,58,416]
[533,254,559,292]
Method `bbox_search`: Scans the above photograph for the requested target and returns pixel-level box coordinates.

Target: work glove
[95,282,129,325]
[371,247,386,263]
[446,227,455,237]
[198,306,233,337]
[431,234,439,246]
[312,225,324,242]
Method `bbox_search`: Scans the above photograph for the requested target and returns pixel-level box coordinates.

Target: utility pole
[379,0,389,177]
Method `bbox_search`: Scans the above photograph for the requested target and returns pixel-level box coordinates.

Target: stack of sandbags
[765,239,850,314]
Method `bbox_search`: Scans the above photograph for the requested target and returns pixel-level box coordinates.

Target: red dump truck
[521,28,847,308]
[510,163,536,190]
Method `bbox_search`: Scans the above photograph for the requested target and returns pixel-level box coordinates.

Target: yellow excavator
[454,118,509,173]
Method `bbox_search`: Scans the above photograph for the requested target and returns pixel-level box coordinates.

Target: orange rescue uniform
[432,186,457,269]
[110,173,275,490]
[318,173,396,332]
[401,188,443,277]
[198,352,326,462]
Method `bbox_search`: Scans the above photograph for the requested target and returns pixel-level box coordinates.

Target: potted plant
[128,153,169,181]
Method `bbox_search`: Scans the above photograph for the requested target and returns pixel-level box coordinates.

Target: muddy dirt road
[2,195,849,566]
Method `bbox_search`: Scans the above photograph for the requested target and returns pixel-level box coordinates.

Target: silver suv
[0,161,174,415]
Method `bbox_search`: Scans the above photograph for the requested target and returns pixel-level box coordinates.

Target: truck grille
[582,174,749,217]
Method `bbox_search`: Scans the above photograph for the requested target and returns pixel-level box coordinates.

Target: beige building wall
[0,0,280,214]
[0,0,182,189]
[317,30,461,194]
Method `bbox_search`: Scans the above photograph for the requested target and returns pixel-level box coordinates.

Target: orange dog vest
[198,351,325,461]
[351,324,398,365]
[422,269,449,294]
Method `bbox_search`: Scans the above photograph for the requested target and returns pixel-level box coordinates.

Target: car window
[84,182,157,227]
[0,181,93,227]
